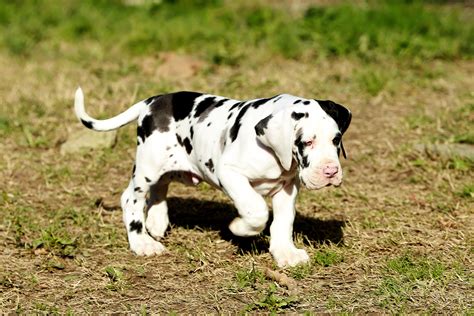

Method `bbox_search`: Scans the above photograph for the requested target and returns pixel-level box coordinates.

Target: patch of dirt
[140,53,206,82]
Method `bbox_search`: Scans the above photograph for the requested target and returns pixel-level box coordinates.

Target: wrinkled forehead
[294,106,340,138]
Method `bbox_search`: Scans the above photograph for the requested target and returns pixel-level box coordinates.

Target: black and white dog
[74,88,351,267]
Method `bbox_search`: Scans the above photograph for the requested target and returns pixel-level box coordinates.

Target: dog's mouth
[300,177,342,190]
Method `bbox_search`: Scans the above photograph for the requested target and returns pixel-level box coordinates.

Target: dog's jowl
[74,88,351,267]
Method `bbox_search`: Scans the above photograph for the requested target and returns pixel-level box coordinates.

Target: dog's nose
[323,164,339,178]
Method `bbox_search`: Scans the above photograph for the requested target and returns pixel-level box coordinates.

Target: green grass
[377,252,447,309]
[245,284,297,313]
[458,183,474,199]
[313,249,344,267]
[235,264,264,289]
[0,0,472,61]
[32,226,78,258]
[105,266,127,291]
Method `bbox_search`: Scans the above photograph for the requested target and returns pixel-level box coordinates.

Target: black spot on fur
[229,104,251,142]
[81,119,94,129]
[227,113,233,120]
[183,137,193,154]
[205,158,214,173]
[249,97,271,108]
[303,100,310,105]
[176,134,183,146]
[273,96,282,103]
[145,177,151,183]
[140,114,155,137]
[171,91,202,121]
[137,125,145,143]
[129,220,143,234]
[134,187,142,192]
[255,114,273,136]
[207,122,211,127]
[132,164,136,175]
[294,133,309,168]
[213,98,228,108]
[144,96,157,105]
[293,99,301,104]
[133,199,137,204]
[291,112,308,121]
[229,101,243,111]
[137,94,173,143]
[333,132,342,146]
[190,126,194,139]
[194,97,215,118]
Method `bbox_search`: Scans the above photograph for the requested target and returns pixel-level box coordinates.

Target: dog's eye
[333,134,342,146]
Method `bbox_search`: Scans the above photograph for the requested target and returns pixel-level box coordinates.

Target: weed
[448,157,473,172]
[34,302,60,314]
[377,252,446,308]
[411,158,427,168]
[288,263,313,280]
[105,266,126,291]
[356,69,388,96]
[32,226,78,258]
[245,284,297,313]
[313,249,344,267]
[235,263,264,289]
[406,114,434,130]
[44,261,65,274]
[457,184,474,199]
[386,253,445,281]
[452,132,474,145]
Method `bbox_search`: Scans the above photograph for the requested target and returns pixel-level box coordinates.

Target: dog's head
[255,99,351,189]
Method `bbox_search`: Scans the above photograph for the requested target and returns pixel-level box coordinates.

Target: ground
[0,0,473,314]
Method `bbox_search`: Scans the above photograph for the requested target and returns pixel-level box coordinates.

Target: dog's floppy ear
[317,100,352,134]
[317,100,352,158]
[255,109,294,171]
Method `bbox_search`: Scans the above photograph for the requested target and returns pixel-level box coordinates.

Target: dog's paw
[146,208,169,240]
[229,217,265,237]
[270,246,309,268]
[129,234,166,256]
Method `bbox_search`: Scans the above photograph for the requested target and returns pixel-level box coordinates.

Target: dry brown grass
[1,19,473,314]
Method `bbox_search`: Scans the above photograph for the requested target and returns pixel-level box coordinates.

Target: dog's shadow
[167,197,345,254]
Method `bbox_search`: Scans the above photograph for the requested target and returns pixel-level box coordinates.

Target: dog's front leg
[270,181,309,267]
[217,168,269,237]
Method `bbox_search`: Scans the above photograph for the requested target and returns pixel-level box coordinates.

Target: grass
[245,284,298,313]
[377,253,448,310]
[0,0,473,314]
[0,0,472,61]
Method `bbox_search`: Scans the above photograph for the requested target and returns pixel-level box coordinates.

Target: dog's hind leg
[121,164,166,256]
[146,178,170,240]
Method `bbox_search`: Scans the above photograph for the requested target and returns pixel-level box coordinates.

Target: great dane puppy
[74,88,351,267]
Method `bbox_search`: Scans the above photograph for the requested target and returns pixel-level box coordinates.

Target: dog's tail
[74,87,146,131]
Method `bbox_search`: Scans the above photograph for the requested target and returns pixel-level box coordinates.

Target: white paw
[146,208,169,240]
[229,217,265,237]
[129,234,166,256]
[270,246,309,268]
